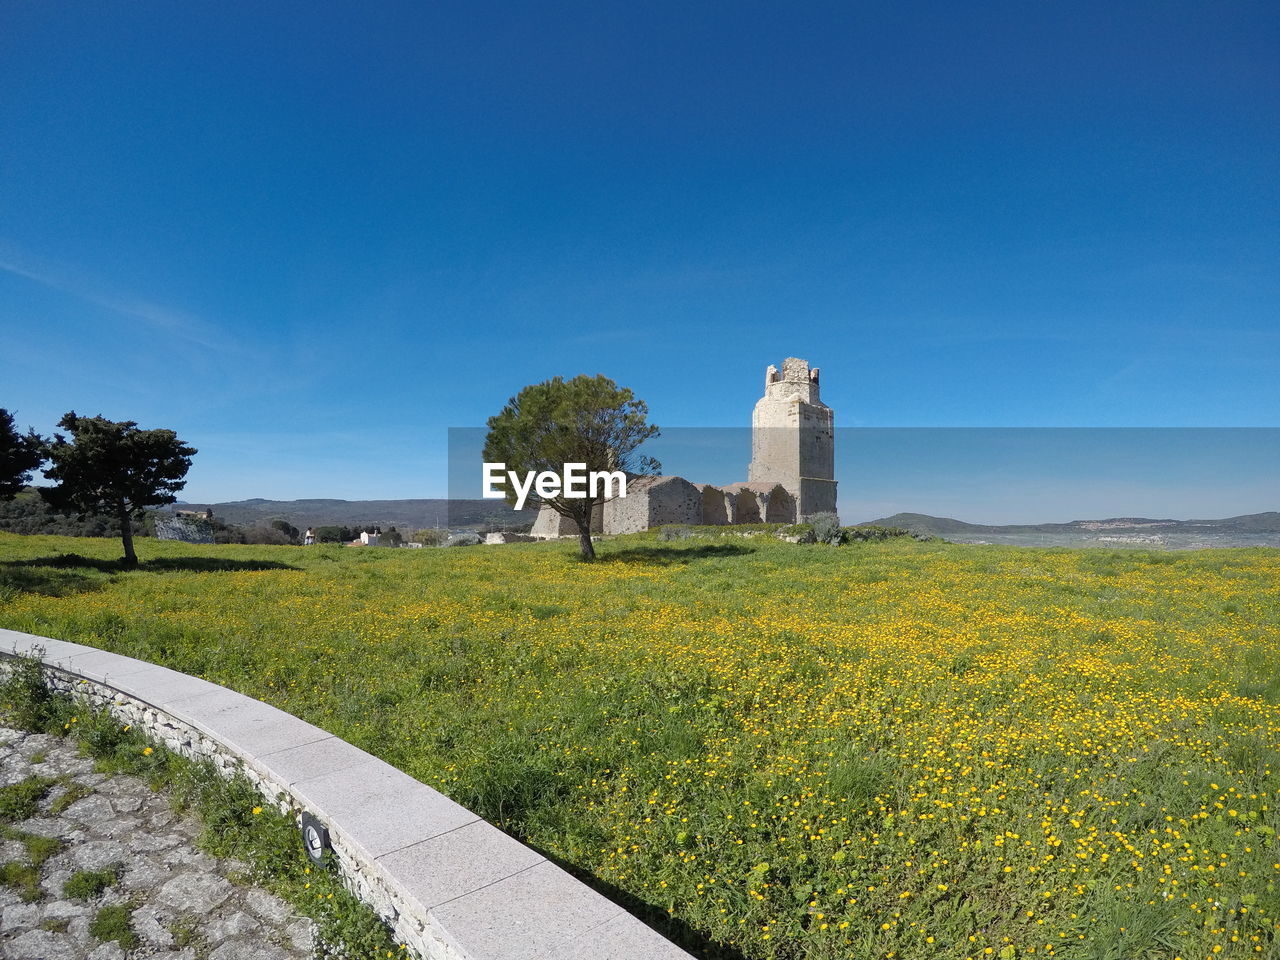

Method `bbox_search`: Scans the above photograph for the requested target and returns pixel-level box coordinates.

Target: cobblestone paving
[1,727,315,960]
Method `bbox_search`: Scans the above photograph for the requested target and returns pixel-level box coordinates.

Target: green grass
[64,863,121,900]
[0,802,64,904]
[0,775,55,822]
[0,858,42,901]
[50,781,93,815]
[168,914,204,950]
[89,902,138,949]
[2,530,1278,960]
[0,824,63,866]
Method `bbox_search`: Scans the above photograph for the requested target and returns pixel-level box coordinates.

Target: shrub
[808,512,845,545]
[844,524,912,542]
[413,529,448,546]
[0,651,60,733]
[444,531,482,548]
[239,524,296,546]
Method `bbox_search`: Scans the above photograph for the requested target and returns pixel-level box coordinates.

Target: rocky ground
[0,726,315,960]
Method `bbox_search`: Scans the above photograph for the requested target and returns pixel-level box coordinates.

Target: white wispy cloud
[0,250,238,354]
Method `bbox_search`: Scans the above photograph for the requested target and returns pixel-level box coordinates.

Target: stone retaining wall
[0,629,692,960]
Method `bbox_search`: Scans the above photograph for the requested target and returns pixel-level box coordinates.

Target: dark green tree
[41,412,197,566]
[270,519,300,543]
[484,374,659,560]
[0,408,45,500]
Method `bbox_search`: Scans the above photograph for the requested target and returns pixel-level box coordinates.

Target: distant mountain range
[865,511,1280,547]
[170,498,534,530]
[867,511,1280,536]
[166,500,1280,546]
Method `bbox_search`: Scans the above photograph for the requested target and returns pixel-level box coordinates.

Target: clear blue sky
[2,2,1277,519]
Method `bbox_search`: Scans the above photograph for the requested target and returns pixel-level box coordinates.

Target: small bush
[0,651,61,732]
[658,525,693,541]
[844,524,912,542]
[413,529,448,546]
[444,531,482,548]
[808,512,845,545]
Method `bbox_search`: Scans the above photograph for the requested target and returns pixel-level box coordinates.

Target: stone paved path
[1,727,315,960]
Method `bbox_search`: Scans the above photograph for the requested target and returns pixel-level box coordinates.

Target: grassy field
[0,531,1277,960]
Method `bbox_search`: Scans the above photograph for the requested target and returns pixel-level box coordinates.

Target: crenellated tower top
[762,357,822,404]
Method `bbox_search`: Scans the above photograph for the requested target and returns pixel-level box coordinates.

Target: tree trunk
[118,503,137,567]
[576,518,596,561]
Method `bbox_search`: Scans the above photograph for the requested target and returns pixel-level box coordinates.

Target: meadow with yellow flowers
[1,530,1276,959]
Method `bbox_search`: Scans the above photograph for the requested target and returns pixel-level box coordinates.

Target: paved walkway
[0,726,315,960]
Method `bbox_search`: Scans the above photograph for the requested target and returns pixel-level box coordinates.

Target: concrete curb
[0,628,693,960]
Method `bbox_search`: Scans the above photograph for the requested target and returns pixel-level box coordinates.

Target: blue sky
[2,1,1277,519]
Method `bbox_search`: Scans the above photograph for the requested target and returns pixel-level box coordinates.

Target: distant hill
[170,498,535,531]
[864,511,1280,546]
[169,503,1280,540]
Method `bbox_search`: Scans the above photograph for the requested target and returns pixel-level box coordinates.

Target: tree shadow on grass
[593,544,754,566]
[0,565,106,598]
[1,553,300,580]
[142,556,301,573]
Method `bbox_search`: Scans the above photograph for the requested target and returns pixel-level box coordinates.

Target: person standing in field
[304,528,315,546]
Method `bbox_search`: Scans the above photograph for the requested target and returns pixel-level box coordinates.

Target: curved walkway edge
[0,628,693,960]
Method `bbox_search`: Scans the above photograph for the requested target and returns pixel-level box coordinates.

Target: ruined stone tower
[747,357,837,519]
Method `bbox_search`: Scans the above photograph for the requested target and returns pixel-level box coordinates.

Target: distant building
[359,531,380,546]
[531,357,837,537]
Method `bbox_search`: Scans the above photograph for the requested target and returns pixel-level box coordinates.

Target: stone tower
[747,357,837,519]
